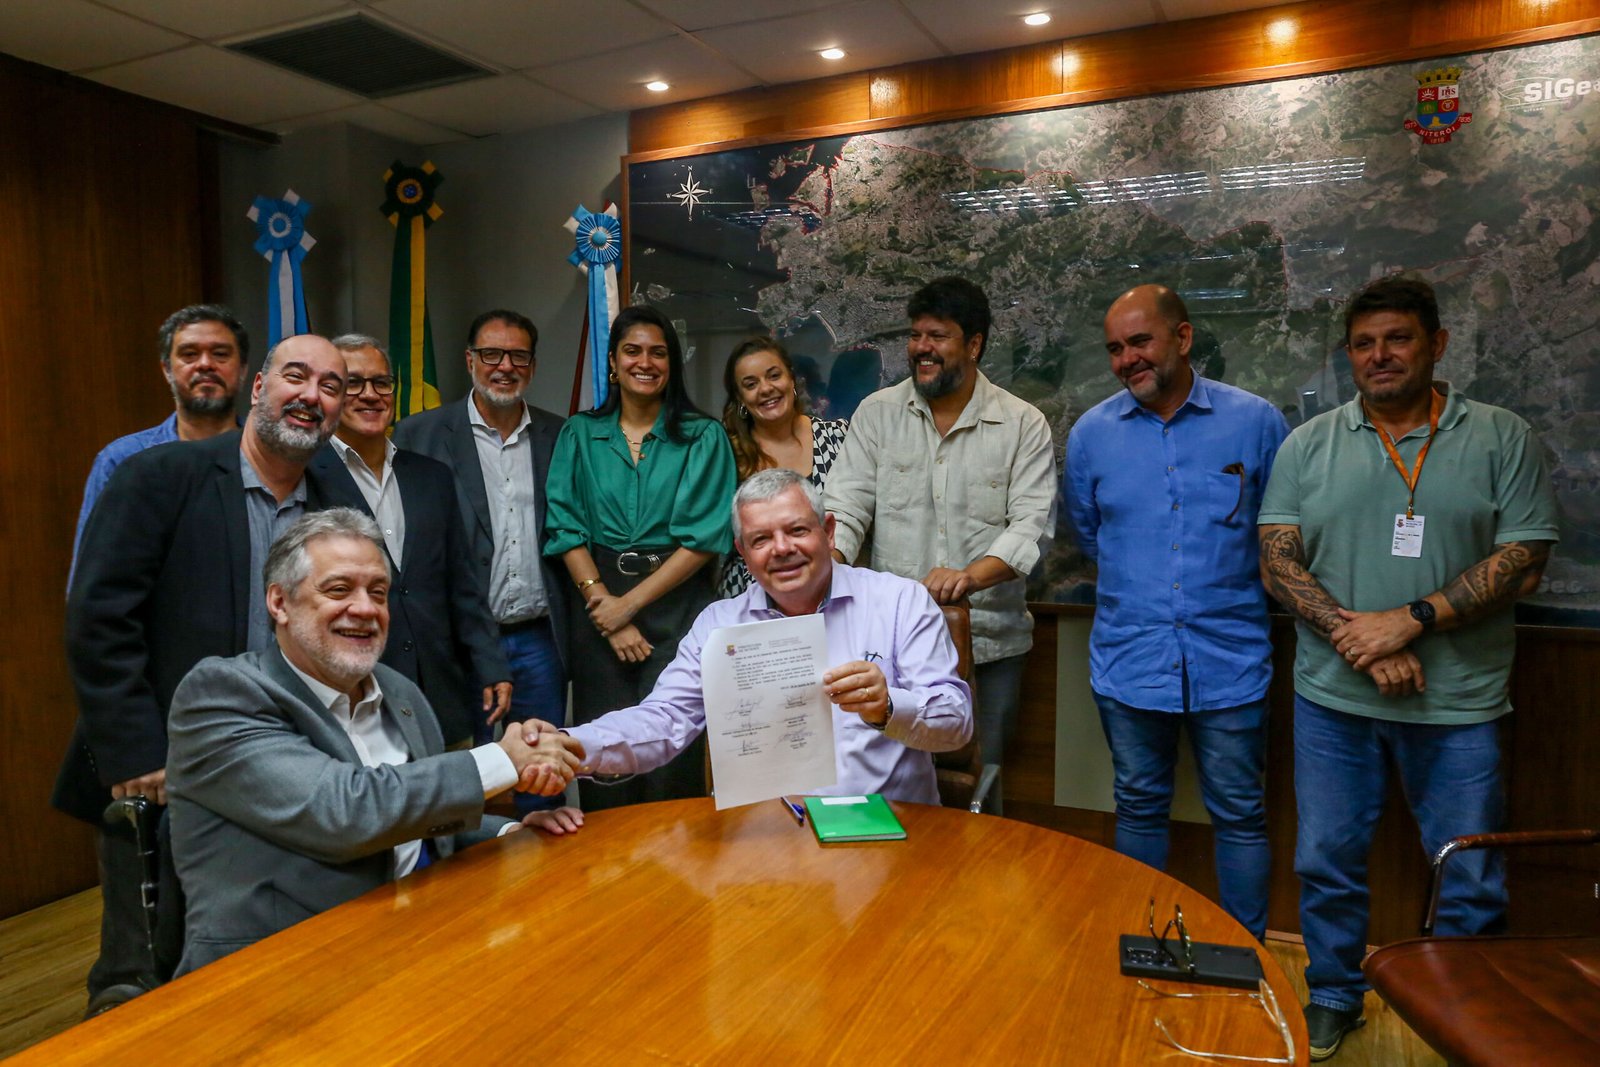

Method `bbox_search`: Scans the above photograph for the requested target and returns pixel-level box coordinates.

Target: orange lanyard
[1366,389,1444,519]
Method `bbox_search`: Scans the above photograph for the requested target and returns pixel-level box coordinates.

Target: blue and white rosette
[247,190,315,348]
[565,203,621,408]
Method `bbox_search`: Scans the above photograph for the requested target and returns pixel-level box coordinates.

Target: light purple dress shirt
[566,564,973,805]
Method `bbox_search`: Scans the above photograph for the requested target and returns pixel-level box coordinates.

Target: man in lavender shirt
[534,467,972,816]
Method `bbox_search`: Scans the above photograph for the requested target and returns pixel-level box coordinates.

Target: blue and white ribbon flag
[247,189,315,348]
[565,203,621,410]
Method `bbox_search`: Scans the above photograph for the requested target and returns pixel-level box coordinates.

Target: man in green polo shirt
[1257,275,1558,1061]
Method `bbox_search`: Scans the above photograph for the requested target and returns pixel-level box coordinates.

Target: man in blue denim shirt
[1064,284,1288,939]
[70,305,247,583]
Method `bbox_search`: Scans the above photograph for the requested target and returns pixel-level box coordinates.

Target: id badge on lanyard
[1370,390,1443,559]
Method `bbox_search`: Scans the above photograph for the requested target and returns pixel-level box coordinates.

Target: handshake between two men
[502,720,586,797]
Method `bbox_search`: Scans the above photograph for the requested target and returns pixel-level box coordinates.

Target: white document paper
[702,614,837,809]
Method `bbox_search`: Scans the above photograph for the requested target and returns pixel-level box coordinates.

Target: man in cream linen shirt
[165,509,581,974]
[825,277,1056,780]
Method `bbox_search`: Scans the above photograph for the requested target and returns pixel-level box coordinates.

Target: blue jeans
[1293,694,1506,1012]
[1095,692,1270,939]
[490,619,567,815]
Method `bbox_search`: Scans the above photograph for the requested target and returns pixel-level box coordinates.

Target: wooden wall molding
[629,0,1600,159]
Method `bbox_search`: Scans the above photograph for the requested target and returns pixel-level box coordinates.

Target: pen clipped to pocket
[1221,462,1246,523]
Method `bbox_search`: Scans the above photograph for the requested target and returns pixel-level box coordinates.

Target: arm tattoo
[1440,541,1552,625]
[1259,525,1345,639]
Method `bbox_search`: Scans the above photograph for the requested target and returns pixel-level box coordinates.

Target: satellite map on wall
[627,34,1600,625]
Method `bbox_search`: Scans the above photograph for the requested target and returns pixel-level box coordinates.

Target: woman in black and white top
[717,336,849,598]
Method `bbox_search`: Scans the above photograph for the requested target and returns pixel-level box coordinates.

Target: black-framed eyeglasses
[471,346,534,367]
[346,375,396,396]
[1149,898,1198,978]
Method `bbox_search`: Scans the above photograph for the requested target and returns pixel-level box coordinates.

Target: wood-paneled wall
[626,0,1600,942]
[0,58,217,919]
[630,0,1600,158]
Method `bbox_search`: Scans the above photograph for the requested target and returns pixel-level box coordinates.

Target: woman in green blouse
[544,305,736,809]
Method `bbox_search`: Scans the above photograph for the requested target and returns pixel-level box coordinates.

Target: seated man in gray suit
[166,508,582,973]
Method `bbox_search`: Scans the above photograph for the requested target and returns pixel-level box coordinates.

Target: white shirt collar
[330,433,397,477]
[466,393,532,444]
[279,647,383,719]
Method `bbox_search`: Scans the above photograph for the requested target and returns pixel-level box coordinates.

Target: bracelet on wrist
[576,577,600,592]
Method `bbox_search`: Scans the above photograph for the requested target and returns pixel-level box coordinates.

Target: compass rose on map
[670,168,710,219]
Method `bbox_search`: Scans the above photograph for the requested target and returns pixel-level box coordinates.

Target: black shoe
[84,982,148,1019]
[1305,1003,1365,1061]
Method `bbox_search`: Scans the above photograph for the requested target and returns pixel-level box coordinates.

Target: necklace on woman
[621,428,648,462]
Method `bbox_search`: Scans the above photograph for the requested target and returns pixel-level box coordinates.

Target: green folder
[803,794,907,843]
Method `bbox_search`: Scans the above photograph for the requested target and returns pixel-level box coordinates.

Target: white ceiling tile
[371,0,675,70]
[88,44,362,125]
[382,74,601,137]
[95,0,350,40]
[900,1,1162,55]
[1159,1,1288,21]
[0,0,187,72]
[693,0,937,85]
[532,34,757,111]
[633,0,842,32]
[268,102,470,145]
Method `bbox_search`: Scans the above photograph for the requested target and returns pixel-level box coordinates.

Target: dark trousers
[570,547,714,811]
[89,813,182,1002]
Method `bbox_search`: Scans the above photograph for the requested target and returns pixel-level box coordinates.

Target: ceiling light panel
[695,0,934,84]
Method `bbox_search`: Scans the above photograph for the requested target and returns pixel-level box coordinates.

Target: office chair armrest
[969,763,1001,814]
[1422,829,1600,935]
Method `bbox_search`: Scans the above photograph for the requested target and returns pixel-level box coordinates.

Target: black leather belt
[616,550,666,575]
[595,545,673,577]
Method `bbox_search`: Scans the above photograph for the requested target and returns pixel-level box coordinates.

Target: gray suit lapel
[447,400,494,542]
[384,687,431,763]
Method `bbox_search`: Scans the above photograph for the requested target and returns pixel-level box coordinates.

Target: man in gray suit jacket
[166,509,582,974]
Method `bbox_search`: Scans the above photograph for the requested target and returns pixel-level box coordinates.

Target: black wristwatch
[1407,599,1436,632]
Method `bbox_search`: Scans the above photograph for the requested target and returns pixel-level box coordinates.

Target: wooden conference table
[15,799,1305,1065]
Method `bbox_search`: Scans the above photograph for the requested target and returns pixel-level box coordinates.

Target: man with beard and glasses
[311,335,513,751]
[58,332,348,1013]
[824,277,1055,790]
[70,305,248,582]
[394,311,568,772]
[516,469,970,812]
[1063,284,1288,942]
[164,510,584,974]
[1258,275,1558,1060]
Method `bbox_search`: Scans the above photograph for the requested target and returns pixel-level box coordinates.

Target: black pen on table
[778,795,806,825]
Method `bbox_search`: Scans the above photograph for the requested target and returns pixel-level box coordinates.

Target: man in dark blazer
[393,310,569,748]
[165,509,581,974]
[311,334,511,746]
[59,333,348,1011]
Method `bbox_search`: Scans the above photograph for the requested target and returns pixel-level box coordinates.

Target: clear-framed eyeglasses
[1138,977,1296,1064]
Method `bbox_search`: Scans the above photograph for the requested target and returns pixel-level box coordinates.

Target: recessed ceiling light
[1024,13,1051,27]
[819,47,846,61]
[646,80,670,92]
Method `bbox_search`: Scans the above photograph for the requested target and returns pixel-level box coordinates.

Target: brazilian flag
[380,161,444,420]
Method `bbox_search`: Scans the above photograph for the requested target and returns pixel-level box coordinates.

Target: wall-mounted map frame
[625,33,1600,626]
